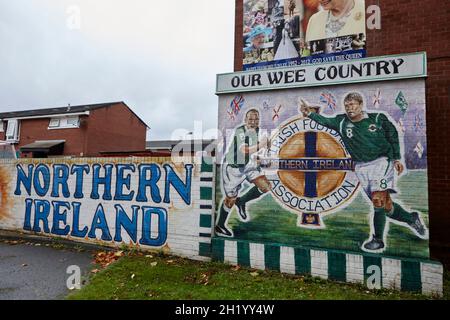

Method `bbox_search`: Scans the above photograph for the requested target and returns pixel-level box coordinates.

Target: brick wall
[15,117,88,157]
[0,121,5,140]
[233,0,450,265]
[86,103,147,156]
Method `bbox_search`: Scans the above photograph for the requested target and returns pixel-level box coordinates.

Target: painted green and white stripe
[420,262,444,296]
[382,258,401,290]
[279,247,295,274]
[197,156,215,259]
[312,250,329,280]
[211,238,443,297]
[346,254,364,283]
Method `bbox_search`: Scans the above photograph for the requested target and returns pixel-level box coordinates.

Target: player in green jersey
[215,109,271,237]
[300,92,428,252]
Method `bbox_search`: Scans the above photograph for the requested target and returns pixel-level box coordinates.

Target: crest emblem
[263,116,360,228]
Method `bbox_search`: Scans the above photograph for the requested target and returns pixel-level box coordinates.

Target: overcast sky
[0,0,235,140]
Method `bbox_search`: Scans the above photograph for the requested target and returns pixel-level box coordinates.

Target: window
[0,120,3,132]
[66,116,79,126]
[6,119,19,142]
[49,118,60,128]
[48,116,80,129]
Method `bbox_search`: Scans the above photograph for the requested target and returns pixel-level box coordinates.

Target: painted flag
[395,91,409,114]
[414,114,424,132]
[319,91,337,111]
[373,88,381,109]
[229,95,245,115]
[227,110,236,121]
[272,105,282,122]
[414,141,424,159]
[397,119,406,133]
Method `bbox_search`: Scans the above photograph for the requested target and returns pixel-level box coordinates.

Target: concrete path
[0,241,94,300]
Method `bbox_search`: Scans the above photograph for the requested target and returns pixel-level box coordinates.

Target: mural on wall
[215,79,430,259]
[0,158,208,258]
[243,0,367,70]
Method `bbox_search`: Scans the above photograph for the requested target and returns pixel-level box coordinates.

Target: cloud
[0,0,235,139]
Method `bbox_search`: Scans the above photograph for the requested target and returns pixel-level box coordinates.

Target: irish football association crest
[262,113,360,229]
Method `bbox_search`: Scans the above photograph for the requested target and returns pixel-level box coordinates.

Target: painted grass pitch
[215,171,429,259]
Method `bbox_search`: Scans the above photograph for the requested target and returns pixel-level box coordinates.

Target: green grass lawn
[67,251,448,300]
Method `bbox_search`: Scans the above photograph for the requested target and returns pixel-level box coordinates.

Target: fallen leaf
[145,255,153,259]
[250,272,259,277]
[162,244,171,254]
[93,250,124,269]
[167,260,174,263]
[151,262,158,267]
[114,251,124,257]
[131,274,136,279]
[91,269,100,274]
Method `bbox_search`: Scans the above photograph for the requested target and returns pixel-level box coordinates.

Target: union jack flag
[319,91,337,111]
[229,95,245,115]
[414,114,424,132]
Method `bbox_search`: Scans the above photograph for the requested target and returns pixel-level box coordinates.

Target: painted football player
[215,108,271,237]
[300,92,428,252]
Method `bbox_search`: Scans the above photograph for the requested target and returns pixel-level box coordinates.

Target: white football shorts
[222,160,264,198]
[354,157,397,198]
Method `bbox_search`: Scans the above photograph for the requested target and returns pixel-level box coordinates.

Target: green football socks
[373,207,386,239]
[216,203,230,227]
[387,202,413,224]
[236,186,263,206]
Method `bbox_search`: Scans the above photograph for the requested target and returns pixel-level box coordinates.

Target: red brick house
[0,102,148,158]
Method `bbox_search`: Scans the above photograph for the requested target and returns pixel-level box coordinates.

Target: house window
[48,116,80,129]
[49,118,60,128]
[66,116,79,127]
[6,119,19,142]
[0,120,3,132]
